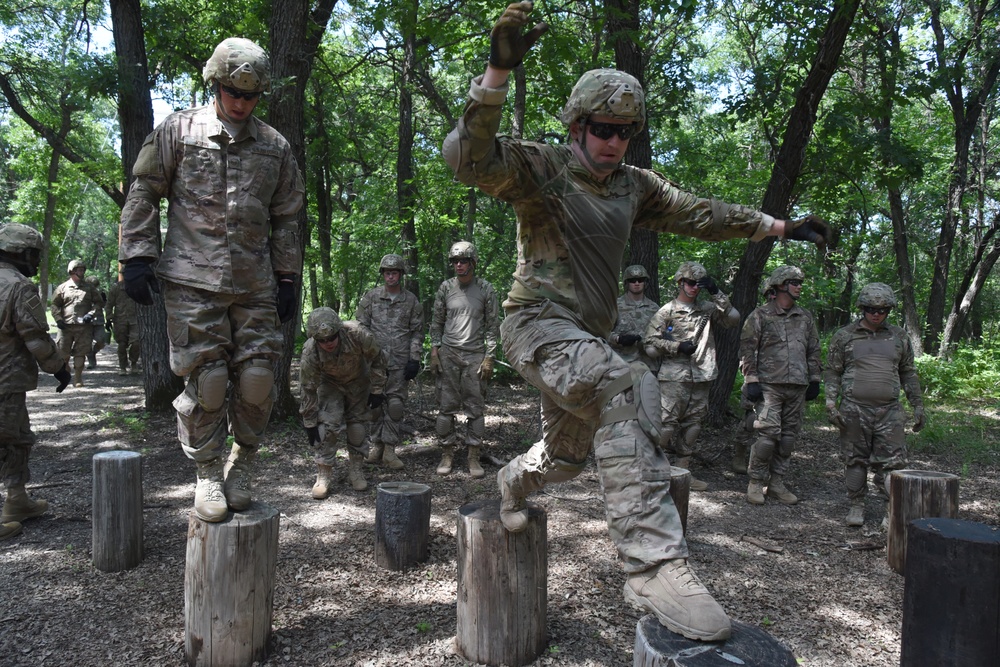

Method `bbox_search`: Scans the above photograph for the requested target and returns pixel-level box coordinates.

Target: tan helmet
[306,307,343,340]
[0,224,43,253]
[560,69,645,131]
[379,253,406,274]
[673,261,707,282]
[448,241,478,263]
[85,275,100,286]
[68,259,86,273]
[622,265,649,285]
[202,38,271,93]
[856,282,897,309]
[764,265,804,292]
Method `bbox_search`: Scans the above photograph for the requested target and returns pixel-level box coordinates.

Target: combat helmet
[764,265,804,293]
[856,282,897,310]
[306,307,343,340]
[560,69,645,132]
[448,241,478,264]
[379,253,406,274]
[68,259,86,274]
[203,38,271,93]
[673,261,707,283]
[0,224,43,254]
[623,264,649,285]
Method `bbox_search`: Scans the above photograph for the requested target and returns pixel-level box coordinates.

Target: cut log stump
[670,466,691,535]
[375,481,431,570]
[456,499,546,667]
[92,450,144,572]
[634,615,797,666]
[886,469,959,574]
[901,518,1000,667]
[184,502,279,667]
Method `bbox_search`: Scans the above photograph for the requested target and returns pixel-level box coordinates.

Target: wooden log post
[92,450,144,572]
[886,470,959,574]
[456,499,546,667]
[184,502,280,667]
[375,481,431,570]
[670,466,691,535]
[634,615,797,666]
[901,518,1000,667]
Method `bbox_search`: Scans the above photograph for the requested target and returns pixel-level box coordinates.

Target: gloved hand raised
[696,276,719,295]
[489,1,549,70]
[677,341,696,356]
[784,214,831,250]
[617,333,641,347]
[53,365,71,393]
[745,382,763,402]
[404,359,421,381]
[123,259,159,306]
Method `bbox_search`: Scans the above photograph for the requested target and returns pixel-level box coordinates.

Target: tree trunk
[938,223,1000,355]
[398,0,420,300]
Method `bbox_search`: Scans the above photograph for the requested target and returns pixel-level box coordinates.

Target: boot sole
[766,492,798,505]
[622,582,731,642]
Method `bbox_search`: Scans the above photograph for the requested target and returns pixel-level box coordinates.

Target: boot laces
[197,477,226,503]
[665,559,705,591]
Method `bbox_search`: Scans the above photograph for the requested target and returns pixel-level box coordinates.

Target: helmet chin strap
[574,124,617,176]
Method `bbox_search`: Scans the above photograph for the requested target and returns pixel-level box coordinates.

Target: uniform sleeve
[643,305,678,357]
[119,128,173,262]
[710,292,740,329]
[807,317,823,383]
[360,328,388,393]
[50,285,63,322]
[897,333,923,410]
[268,144,305,276]
[355,292,373,329]
[482,280,500,358]
[738,311,762,383]
[408,295,425,362]
[106,284,118,318]
[19,285,64,374]
[429,283,447,347]
[824,330,847,407]
[298,346,321,427]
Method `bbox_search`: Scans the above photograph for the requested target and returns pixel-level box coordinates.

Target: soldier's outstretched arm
[483,1,548,86]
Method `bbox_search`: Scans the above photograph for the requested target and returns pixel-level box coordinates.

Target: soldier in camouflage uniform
[429,241,500,478]
[106,277,142,376]
[609,265,659,372]
[739,265,822,506]
[85,275,107,369]
[825,283,924,527]
[0,224,71,540]
[300,308,387,497]
[442,1,830,642]
[50,259,100,388]
[357,253,424,470]
[644,261,739,491]
[118,37,305,522]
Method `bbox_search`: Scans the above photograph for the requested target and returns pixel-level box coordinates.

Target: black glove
[404,359,420,381]
[276,277,297,324]
[696,276,719,295]
[488,1,549,70]
[56,320,66,330]
[123,259,159,306]
[305,425,320,446]
[82,313,94,324]
[617,333,642,347]
[745,382,763,402]
[105,318,113,332]
[367,393,385,410]
[805,381,820,401]
[785,214,831,249]
[53,366,71,393]
[677,341,696,356]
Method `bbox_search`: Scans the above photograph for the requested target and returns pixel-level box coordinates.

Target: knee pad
[346,423,366,448]
[194,361,229,412]
[845,464,867,494]
[237,360,274,406]
[598,363,662,444]
[469,415,485,439]
[682,424,702,449]
[542,457,587,484]
[436,415,454,438]
[387,397,405,421]
[778,435,796,457]
[752,437,776,461]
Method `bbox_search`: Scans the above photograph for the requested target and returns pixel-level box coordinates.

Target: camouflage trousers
[436,345,486,448]
[748,383,806,481]
[113,321,142,370]
[0,392,35,488]
[163,282,281,463]
[659,380,710,457]
[56,323,93,358]
[370,367,409,447]
[501,303,687,573]
[310,377,371,465]
[92,321,107,353]
[838,398,908,499]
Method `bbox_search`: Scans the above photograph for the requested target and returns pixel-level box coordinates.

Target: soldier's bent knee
[237,359,274,406]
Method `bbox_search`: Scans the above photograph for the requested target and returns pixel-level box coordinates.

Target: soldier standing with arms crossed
[442,1,830,641]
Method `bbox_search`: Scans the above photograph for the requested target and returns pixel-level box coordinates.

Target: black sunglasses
[863,306,891,315]
[220,84,262,101]
[626,277,646,284]
[785,279,804,287]
[314,333,339,344]
[679,278,698,287]
[587,121,640,141]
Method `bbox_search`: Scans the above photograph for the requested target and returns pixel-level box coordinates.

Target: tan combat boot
[730,441,748,474]
[0,521,22,540]
[623,559,732,641]
[364,442,384,464]
[746,480,765,505]
[2,485,48,523]
[467,446,485,478]
[381,444,404,470]
[73,356,85,387]
[223,444,255,511]
[194,458,228,522]
[766,474,799,505]
[497,466,528,532]
[347,453,368,491]
[436,446,454,475]
[312,464,333,499]
[846,500,864,527]
[674,457,708,492]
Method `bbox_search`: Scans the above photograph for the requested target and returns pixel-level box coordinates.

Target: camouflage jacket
[106,281,138,326]
[739,300,821,386]
[825,319,923,409]
[442,76,777,339]
[298,321,387,427]
[0,262,64,391]
[645,293,739,382]
[50,278,100,325]
[356,285,424,370]
[610,294,659,365]
[118,104,304,294]
[429,276,500,356]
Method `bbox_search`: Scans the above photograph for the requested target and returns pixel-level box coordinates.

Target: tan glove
[489,1,549,70]
[478,356,494,382]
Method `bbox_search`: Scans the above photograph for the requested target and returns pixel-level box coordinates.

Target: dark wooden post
[375,481,431,570]
[886,469,959,574]
[184,502,279,667]
[456,499,546,667]
[901,518,1000,666]
[670,466,691,535]
[92,450,144,572]
[634,616,798,666]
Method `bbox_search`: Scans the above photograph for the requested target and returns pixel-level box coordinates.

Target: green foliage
[915,349,1000,401]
